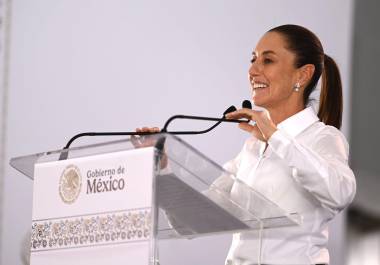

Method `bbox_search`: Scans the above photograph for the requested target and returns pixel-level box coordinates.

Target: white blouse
[223,107,356,265]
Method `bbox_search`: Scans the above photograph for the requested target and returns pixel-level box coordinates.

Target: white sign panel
[30,147,155,265]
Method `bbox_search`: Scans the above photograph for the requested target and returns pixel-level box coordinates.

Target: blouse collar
[276,107,320,138]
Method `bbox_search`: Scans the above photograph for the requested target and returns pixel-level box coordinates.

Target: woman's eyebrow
[262,50,276,56]
[252,50,276,56]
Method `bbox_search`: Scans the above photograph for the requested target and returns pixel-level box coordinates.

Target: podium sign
[31,147,155,265]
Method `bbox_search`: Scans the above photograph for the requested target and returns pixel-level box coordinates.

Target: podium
[10,133,301,265]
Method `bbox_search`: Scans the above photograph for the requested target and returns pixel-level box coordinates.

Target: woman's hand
[130,127,160,148]
[225,109,277,142]
[131,127,168,169]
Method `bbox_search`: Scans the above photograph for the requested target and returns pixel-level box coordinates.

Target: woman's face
[249,32,300,109]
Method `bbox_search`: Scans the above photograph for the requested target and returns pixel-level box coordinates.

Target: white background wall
[1,0,354,264]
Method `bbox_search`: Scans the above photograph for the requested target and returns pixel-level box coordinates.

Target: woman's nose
[248,62,261,78]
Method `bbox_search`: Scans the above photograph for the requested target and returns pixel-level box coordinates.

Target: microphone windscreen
[223,105,237,116]
[242,100,252,109]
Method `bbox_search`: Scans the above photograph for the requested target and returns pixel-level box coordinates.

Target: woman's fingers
[238,122,266,141]
[226,108,277,141]
[225,109,264,120]
[238,122,255,132]
[135,127,161,133]
[132,126,161,148]
[130,134,144,148]
[225,109,253,120]
[238,123,255,137]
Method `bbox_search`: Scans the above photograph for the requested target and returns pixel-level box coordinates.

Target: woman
[137,24,356,265]
[221,24,356,265]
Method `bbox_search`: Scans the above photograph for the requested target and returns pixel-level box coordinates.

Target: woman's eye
[250,57,256,63]
[263,58,273,64]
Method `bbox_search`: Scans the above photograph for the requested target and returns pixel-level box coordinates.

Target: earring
[294,82,301,92]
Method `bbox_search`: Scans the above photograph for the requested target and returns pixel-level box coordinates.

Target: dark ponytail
[319,54,343,129]
[269,24,343,129]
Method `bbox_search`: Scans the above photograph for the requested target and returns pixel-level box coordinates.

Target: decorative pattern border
[31,209,151,251]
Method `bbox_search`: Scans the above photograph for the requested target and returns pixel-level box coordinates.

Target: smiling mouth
[251,80,269,90]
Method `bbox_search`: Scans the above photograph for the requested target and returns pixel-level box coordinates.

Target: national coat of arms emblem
[59,165,82,204]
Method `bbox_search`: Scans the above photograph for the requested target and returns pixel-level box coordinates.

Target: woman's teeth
[252,83,268,89]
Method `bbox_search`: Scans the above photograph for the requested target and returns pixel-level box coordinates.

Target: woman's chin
[252,97,267,107]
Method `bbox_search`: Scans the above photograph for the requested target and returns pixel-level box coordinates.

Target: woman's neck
[266,103,304,125]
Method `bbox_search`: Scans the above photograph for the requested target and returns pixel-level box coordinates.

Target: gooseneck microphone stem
[63,131,159,150]
[161,115,244,132]
[59,101,251,160]
[63,116,244,149]
[59,130,164,160]
[63,115,245,150]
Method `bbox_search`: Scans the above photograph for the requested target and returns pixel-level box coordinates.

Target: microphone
[59,104,248,160]
[225,105,238,114]
[242,99,252,109]
[242,99,252,121]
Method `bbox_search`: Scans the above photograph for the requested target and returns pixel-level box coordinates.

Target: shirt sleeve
[268,128,356,214]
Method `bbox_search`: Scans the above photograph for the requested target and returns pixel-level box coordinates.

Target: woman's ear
[298,64,315,87]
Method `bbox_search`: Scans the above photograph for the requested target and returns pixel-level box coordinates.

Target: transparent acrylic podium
[10,133,302,264]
